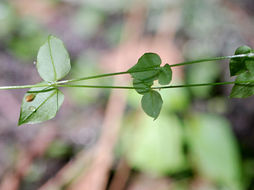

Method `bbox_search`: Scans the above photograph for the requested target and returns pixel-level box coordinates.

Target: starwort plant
[0,35,253,125]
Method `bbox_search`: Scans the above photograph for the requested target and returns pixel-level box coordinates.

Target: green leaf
[37,35,71,81]
[133,79,153,94]
[128,53,161,81]
[158,64,172,85]
[121,115,186,176]
[141,90,163,120]
[18,85,64,125]
[245,59,254,75]
[185,114,242,190]
[230,46,251,76]
[230,72,254,98]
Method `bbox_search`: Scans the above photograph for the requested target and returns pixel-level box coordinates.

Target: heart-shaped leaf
[128,53,161,81]
[18,84,64,125]
[158,64,172,85]
[229,46,252,76]
[37,35,71,81]
[141,90,163,120]
[230,72,254,98]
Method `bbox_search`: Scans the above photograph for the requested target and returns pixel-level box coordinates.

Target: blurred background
[0,0,254,189]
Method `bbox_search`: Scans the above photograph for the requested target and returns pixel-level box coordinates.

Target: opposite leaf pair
[18,36,71,125]
[18,36,253,125]
[128,53,172,120]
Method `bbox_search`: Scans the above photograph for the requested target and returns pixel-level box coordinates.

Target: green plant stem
[56,53,254,84]
[0,53,253,91]
[0,80,253,91]
[0,83,49,90]
[56,84,137,89]
[56,67,160,84]
[153,81,236,89]
[169,53,254,67]
[56,81,252,90]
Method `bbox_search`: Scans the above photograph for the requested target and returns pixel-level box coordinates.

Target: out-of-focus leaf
[72,7,104,39]
[185,113,242,190]
[37,35,71,81]
[120,114,186,176]
[0,2,16,38]
[186,61,220,98]
[160,86,190,112]
[46,140,73,158]
[18,84,64,125]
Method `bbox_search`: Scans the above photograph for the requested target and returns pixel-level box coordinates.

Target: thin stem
[56,67,159,84]
[56,71,129,84]
[56,53,254,84]
[0,83,49,90]
[56,84,137,89]
[170,53,254,67]
[0,53,253,91]
[153,81,236,89]
[0,80,253,91]
[56,80,252,90]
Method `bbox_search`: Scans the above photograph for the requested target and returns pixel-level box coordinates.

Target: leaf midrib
[21,90,58,124]
[48,36,57,81]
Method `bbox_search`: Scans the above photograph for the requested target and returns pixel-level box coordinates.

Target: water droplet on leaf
[29,106,36,111]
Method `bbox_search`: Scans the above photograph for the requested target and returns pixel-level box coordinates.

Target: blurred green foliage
[120,114,186,176]
[185,113,242,189]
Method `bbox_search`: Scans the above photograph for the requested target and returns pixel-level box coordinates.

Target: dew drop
[29,106,36,111]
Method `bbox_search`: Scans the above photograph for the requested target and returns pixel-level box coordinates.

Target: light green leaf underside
[37,35,71,81]
[18,85,64,125]
[141,90,163,120]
